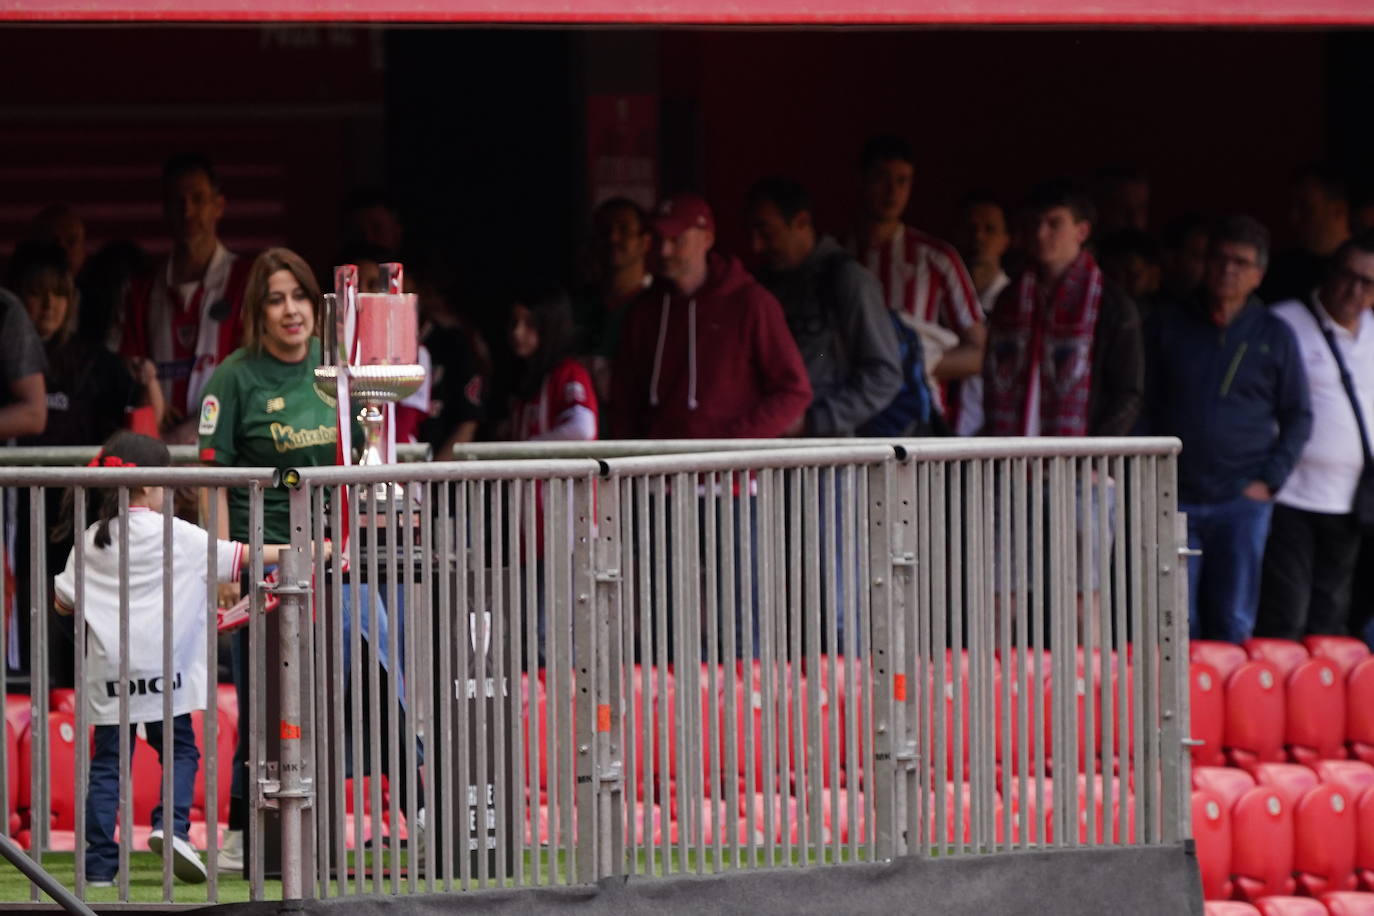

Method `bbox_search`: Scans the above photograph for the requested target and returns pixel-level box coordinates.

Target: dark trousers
[1183,495,1274,643]
[1255,503,1361,639]
[87,714,198,880]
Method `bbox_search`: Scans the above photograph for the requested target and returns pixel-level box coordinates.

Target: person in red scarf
[984,180,1144,438]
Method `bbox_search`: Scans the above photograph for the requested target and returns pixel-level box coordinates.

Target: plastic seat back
[1192,640,1249,680]
[1230,785,1296,901]
[1292,783,1358,896]
[1254,762,1320,807]
[1193,788,1232,900]
[1193,765,1257,810]
[1253,898,1333,916]
[1225,659,1286,772]
[1358,788,1374,890]
[1323,891,1374,915]
[1284,657,1346,765]
[1191,661,1226,767]
[1306,636,1371,677]
[1318,761,1374,801]
[1245,637,1311,678]
[1348,659,1374,763]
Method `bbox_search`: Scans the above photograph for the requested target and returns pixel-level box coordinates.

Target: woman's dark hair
[511,286,575,400]
[55,431,172,549]
[7,241,78,343]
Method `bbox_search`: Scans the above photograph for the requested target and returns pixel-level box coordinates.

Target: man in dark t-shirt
[0,288,47,440]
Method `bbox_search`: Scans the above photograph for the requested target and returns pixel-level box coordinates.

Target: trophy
[316,262,425,509]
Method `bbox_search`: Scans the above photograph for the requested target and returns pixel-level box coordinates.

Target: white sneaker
[217,829,244,873]
[149,829,208,884]
[86,879,114,889]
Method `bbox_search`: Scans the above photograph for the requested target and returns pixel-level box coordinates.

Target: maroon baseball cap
[652,193,715,238]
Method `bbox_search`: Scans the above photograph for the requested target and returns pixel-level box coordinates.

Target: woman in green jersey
[198,248,410,871]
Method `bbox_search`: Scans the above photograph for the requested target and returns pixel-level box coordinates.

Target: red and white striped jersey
[851,225,982,334]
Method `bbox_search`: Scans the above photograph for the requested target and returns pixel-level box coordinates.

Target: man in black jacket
[746,177,903,437]
[1144,215,1313,643]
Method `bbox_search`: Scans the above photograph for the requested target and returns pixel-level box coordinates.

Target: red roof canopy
[3,0,1372,25]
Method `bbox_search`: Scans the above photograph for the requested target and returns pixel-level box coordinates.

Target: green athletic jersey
[197,340,340,543]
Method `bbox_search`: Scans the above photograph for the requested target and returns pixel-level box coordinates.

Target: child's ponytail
[53,431,172,549]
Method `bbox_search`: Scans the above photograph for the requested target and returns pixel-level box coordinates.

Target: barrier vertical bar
[346,484,364,894]
[596,474,625,878]
[997,458,1012,853]
[573,475,598,883]
[867,460,896,861]
[1112,457,1130,846]
[1013,458,1031,850]
[708,472,730,873]
[327,484,347,897]
[1128,457,1146,844]
[278,483,313,907]
[116,485,131,900]
[1079,460,1095,845]
[931,461,948,856]
[72,488,87,894]
[1141,457,1161,844]
[436,482,456,891]
[841,464,861,861]
[471,481,489,891]
[915,460,932,856]
[420,481,438,891]
[310,486,327,898]
[1155,454,1186,844]
[401,483,420,894]
[506,479,525,889]
[161,489,175,898]
[890,456,916,858]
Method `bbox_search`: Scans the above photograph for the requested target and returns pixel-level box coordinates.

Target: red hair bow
[86,455,136,468]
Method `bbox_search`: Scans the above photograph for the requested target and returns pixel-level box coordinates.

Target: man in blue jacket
[1144,215,1313,643]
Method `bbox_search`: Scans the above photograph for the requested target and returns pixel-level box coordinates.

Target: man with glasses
[1255,232,1374,639]
[1144,215,1313,643]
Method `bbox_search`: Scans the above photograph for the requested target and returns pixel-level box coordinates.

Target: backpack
[856,310,935,437]
[809,252,939,438]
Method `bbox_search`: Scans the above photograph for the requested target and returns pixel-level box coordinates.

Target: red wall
[660,30,1330,256]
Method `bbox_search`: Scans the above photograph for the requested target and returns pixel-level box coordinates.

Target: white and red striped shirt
[852,225,982,334]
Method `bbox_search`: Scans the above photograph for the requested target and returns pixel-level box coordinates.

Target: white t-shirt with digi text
[53,509,243,726]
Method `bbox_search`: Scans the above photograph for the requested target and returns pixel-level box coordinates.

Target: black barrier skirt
[196,843,1202,916]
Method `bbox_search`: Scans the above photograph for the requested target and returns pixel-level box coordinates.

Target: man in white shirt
[1256,232,1374,638]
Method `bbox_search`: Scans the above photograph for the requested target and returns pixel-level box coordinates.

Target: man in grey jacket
[747,177,903,437]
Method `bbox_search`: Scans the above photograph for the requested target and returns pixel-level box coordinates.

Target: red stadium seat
[1230,784,1296,901]
[1318,761,1374,802]
[1348,659,1374,765]
[1225,659,1287,773]
[1193,789,1233,900]
[1246,639,1346,765]
[48,689,76,714]
[1191,661,1227,767]
[1358,788,1374,891]
[1245,638,1312,674]
[1291,783,1359,896]
[1192,640,1250,680]
[1306,636,1371,677]
[1192,641,1286,771]
[1287,660,1346,764]
[1254,762,1320,805]
[1203,904,1260,916]
[1194,765,1257,808]
[1253,898,1330,916]
[42,712,79,831]
[1323,892,1374,915]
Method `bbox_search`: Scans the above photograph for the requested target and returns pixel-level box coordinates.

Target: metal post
[866,461,897,860]
[1156,455,1188,843]
[275,484,316,909]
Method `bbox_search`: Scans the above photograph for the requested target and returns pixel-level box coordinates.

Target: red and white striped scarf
[986,251,1103,437]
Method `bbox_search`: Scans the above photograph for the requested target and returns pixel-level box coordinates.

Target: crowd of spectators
[5,142,1374,651]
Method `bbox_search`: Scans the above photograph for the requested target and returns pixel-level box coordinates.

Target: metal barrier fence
[1,436,1186,906]
[0,465,276,904]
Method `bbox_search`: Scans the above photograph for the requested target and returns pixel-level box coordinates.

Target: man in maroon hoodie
[611,193,812,439]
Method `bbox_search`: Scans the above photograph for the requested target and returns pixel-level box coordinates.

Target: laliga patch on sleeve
[199,395,221,435]
[564,380,587,405]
